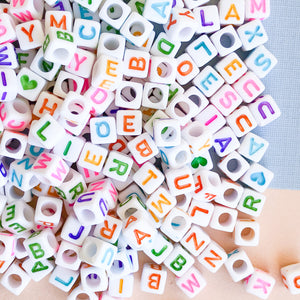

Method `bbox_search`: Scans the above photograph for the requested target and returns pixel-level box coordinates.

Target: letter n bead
[281,263,300,295]
[140,263,168,294]
[244,268,276,299]
[176,266,206,298]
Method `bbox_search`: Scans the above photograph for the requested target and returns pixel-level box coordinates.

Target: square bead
[108,274,134,298]
[233,71,265,103]
[115,81,143,109]
[188,200,214,227]
[153,118,181,147]
[142,82,169,110]
[142,0,172,24]
[0,233,15,260]
[49,265,79,292]
[224,248,254,282]
[209,204,238,232]
[281,263,300,295]
[0,43,19,69]
[234,219,260,247]
[245,0,270,20]
[198,241,227,273]
[244,45,277,78]
[239,163,274,193]
[149,55,177,84]
[213,126,240,157]
[184,86,209,114]
[193,5,220,34]
[55,240,81,270]
[176,53,200,85]
[116,109,143,136]
[210,25,242,57]
[80,264,108,292]
[218,0,245,26]
[150,32,181,57]
[123,49,150,78]
[0,130,28,159]
[22,257,54,282]
[90,116,117,145]
[0,69,18,102]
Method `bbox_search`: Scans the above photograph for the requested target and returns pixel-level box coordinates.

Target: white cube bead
[43,28,77,65]
[80,236,117,269]
[108,250,133,278]
[144,110,168,137]
[198,240,227,273]
[176,266,206,298]
[98,32,126,60]
[0,43,19,70]
[140,263,168,294]
[150,32,181,57]
[240,162,274,193]
[0,255,14,274]
[215,178,244,208]
[117,193,147,220]
[163,7,197,42]
[116,109,142,136]
[127,132,158,164]
[120,12,154,47]
[193,5,220,34]
[237,19,268,51]
[67,285,98,300]
[233,71,265,103]
[213,126,240,157]
[34,196,63,227]
[217,151,250,181]
[80,263,108,292]
[0,130,28,159]
[143,0,172,23]
[77,142,108,173]
[159,140,192,169]
[122,210,157,250]
[44,10,73,33]
[180,224,211,256]
[24,228,59,261]
[9,0,44,21]
[133,162,164,194]
[143,232,173,264]
[15,20,45,50]
[224,248,254,282]
[165,166,195,196]
[0,69,18,102]
[0,262,31,296]
[176,53,200,85]
[16,66,46,101]
[210,25,242,57]
[188,200,214,227]
[234,219,260,247]
[108,274,134,298]
[49,265,79,292]
[115,81,143,109]
[218,0,245,26]
[244,268,276,299]
[142,82,169,109]
[238,132,269,162]
[4,182,32,204]
[160,207,191,242]
[245,0,270,20]
[237,188,266,217]
[149,55,177,84]
[0,232,15,260]
[90,116,117,145]
[93,215,122,244]
[164,243,195,277]
[0,14,17,44]
[184,86,209,115]
[244,45,277,78]
[209,204,238,232]
[153,118,181,147]
[123,49,150,78]
[248,95,281,127]
[22,257,54,282]
[281,263,300,295]
[103,150,133,182]
[192,170,222,202]
[55,240,81,270]
[226,106,257,137]
[215,52,248,84]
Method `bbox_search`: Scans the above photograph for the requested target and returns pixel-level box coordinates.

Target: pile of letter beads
[0,0,291,299]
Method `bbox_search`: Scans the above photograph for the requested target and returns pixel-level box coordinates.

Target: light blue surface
[252,0,300,190]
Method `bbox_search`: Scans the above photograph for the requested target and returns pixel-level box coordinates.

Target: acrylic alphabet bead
[117,194,147,220]
[60,212,91,246]
[149,55,177,84]
[198,241,228,273]
[244,45,278,78]
[116,109,142,136]
[49,265,79,292]
[22,257,54,282]
[0,232,15,260]
[0,13,17,44]
[193,5,220,34]
[55,240,81,270]
[165,166,195,196]
[0,69,18,102]
[120,12,154,47]
[0,130,28,159]
[34,196,63,228]
[44,10,73,33]
[184,86,209,114]
[224,248,254,282]
[150,32,181,57]
[176,266,206,298]
[237,188,266,217]
[233,71,265,103]
[209,204,238,232]
[142,0,172,24]
[140,263,168,294]
[281,263,300,295]
[210,25,242,57]
[245,0,270,20]
[43,28,77,65]
[188,200,214,227]
[226,106,257,137]
[176,53,200,85]
[0,262,31,295]
[215,52,248,84]
[238,132,269,162]
[123,49,150,78]
[108,274,134,298]
[164,243,195,277]
[108,249,134,278]
[213,126,240,157]
[240,162,274,193]
[9,0,44,21]
[153,118,181,147]
[80,264,108,292]
[244,268,276,299]
[115,81,143,109]
[24,229,59,261]
[218,0,245,26]
[163,7,197,42]
[234,219,260,247]
[248,95,281,127]
[180,224,211,256]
